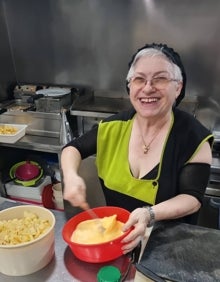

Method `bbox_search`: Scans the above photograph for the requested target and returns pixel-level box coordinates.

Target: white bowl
[0,205,55,276]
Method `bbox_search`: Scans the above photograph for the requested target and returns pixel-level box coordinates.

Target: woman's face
[128,56,182,119]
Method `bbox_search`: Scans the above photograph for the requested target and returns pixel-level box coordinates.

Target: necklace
[138,123,162,154]
[142,136,156,154]
[141,133,160,154]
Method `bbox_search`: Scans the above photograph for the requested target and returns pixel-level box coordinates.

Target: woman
[61,43,213,254]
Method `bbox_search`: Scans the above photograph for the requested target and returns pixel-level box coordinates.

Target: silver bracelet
[143,206,155,227]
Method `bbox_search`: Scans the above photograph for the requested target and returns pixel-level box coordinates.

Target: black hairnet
[126,43,186,106]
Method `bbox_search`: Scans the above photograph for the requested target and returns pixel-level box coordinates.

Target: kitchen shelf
[0,134,62,153]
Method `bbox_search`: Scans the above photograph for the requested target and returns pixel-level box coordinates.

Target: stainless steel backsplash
[0,0,220,103]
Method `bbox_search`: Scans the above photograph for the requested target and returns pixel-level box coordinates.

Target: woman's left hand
[121,207,150,254]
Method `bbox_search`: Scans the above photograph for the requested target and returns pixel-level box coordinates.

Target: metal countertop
[0,198,136,282]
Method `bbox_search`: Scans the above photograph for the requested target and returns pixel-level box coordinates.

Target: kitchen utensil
[62,206,132,263]
[86,208,106,233]
[15,160,40,181]
[9,161,43,186]
[0,205,55,276]
[36,87,71,98]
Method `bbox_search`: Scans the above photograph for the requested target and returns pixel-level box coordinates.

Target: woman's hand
[63,174,89,210]
[121,207,150,254]
[61,146,90,210]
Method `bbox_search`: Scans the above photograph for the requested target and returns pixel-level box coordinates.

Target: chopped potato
[0,125,18,135]
[0,211,51,245]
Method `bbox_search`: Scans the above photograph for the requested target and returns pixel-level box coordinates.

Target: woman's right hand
[63,174,90,210]
[61,146,90,210]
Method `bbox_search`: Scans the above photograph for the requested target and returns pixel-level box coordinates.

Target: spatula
[86,209,106,233]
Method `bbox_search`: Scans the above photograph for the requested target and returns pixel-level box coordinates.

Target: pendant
[143,144,150,154]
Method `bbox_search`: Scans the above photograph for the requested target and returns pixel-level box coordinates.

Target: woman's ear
[126,81,130,95]
[175,81,183,99]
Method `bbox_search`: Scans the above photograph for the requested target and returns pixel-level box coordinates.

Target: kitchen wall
[1,0,220,103]
[0,0,16,102]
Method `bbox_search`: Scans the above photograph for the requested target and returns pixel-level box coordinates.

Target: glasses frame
[129,75,179,90]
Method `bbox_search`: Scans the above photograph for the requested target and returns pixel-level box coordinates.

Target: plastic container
[52,196,64,210]
[52,182,64,209]
[5,176,51,203]
[52,182,62,197]
[0,123,27,144]
[62,206,131,263]
[0,205,55,276]
[97,265,121,282]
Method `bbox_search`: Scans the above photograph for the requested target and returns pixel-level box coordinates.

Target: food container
[52,182,62,197]
[52,196,64,210]
[62,206,131,263]
[5,175,52,203]
[0,205,55,276]
[52,182,64,210]
[9,161,44,187]
[0,123,27,144]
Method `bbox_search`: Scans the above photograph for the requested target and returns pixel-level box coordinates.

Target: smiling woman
[61,43,213,255]
[126,43,186,106]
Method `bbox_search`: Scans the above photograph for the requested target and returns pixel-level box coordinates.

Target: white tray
[0,123,27,143]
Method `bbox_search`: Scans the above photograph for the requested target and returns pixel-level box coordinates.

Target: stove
[0,84,82,140]
[13,84,75,113]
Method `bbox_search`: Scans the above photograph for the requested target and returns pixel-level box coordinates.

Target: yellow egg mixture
[71,214,124,244]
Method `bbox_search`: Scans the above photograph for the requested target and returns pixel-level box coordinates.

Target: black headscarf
[126,43,187,106]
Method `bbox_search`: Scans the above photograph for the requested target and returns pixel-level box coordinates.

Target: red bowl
[62,206,131,263]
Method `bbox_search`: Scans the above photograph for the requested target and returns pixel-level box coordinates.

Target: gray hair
[126,48,183,83]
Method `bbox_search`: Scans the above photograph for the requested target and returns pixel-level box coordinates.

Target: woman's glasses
[130,75,179,90]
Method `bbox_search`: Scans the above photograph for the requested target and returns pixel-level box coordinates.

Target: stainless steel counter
[0,134,62,154]
[0,110,63,154]
[2,198,218,281]
[0,198,136,282]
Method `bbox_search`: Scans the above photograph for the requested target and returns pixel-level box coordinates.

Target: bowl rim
[0,205,56,249]
[62,206,132,246]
